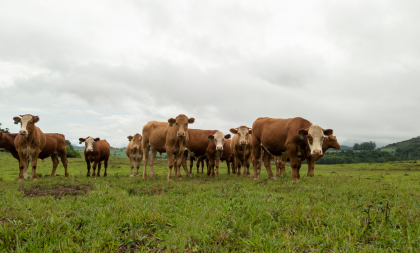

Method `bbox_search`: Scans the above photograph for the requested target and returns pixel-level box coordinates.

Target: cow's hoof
[253,177,259,181]
[32,178,38,181]
[104,174,107,177]
[130,174,134,177]
[269,177,277,181]
[65,174,69,177]
[18,178,24,182]
[245,175,251,178]
[177,178,182,181]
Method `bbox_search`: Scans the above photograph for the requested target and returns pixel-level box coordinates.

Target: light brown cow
[13,114,47,181]
[0,133,69,178]
[230,126,252,177]
[79,137,110,177]
[206,131,231,177]
[251,117,333,181]
[125,133,143,177]
[142,114,195,181]
[277,135,341,177]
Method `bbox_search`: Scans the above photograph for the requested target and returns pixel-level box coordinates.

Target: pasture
[0,152,419,252]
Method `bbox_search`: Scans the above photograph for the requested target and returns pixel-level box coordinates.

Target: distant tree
[0,123,10,133]
[353,143,360,150]
[65,140,81,158]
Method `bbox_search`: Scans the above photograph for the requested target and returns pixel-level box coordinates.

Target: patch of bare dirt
[20,185,93,199]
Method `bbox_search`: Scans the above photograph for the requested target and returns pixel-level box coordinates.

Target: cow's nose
[178,132,185,137]
[87,149,93,152]
[240,140,247,145]
[133,146,138,150]
[313,150,321,155]
[216,146,223,150]
[19,130,27,135]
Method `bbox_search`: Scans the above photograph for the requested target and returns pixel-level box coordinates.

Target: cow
[206,131,231,177]
[189,154,207,174]
[216,139,232,175]
[276,135,341,177]
[185,128,218,175]
[125,133,143,177]
[142,114,195,181]
[251,117,333,181]
[79,137,110,177]
[0,133,69,178]
[230,126,252,177]
[13,114,47,181]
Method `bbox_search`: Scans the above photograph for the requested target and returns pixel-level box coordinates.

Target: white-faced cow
[79,137,110,177]
[206,131,231,177]
[230,126,252,177]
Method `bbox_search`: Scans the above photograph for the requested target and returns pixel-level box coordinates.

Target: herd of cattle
[0,114,341,182]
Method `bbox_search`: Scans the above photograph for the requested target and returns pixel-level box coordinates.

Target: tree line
[353,141,376,150]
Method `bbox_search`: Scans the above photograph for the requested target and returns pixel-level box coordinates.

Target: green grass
[0,152,420,252]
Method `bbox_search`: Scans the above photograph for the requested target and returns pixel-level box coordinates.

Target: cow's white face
[209,131,231,151]
[79,136,100,152]
[13,115,39,137]
[230,126,252,145]
[299,125,333,156]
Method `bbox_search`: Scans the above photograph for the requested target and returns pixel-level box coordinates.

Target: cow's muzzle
[133,146,139,150]
[216,146,223,150]
[240,140,247,145]
[87,149,93,152]
[312,150,322,155]
[178,132,185,137]
[19,130,28,135]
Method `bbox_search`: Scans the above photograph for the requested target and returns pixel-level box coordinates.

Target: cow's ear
[33,116,40,123]
[208,135,214,140]
[188,117,195,124]
[323,129,333,136]
[79,138,86,143]
[229,128,238,134]
[248,129,252,134]
[94,138,100,142]
[224,134,231,139]
[168,118,176,124]
[298,128,309,136]
[13,117,21,123]
[127,135,133,140]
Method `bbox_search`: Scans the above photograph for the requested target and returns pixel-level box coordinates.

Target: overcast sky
[1,0,420,148]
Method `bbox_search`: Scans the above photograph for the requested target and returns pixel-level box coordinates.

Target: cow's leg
[227,159,231,174]
[176,153,185,181]
[86,160,91,177]
[181,151,191,177]
[142,145,150,180]
[196,157,200,174]
[215,159,220,175]
[50,154,59,177]
[136,155,142,176]
[189,155,194,174]
[236,155,242,177]
[148,149,158,180]
[244,155,252,178]
[232,157,236,174]
[307,157,316,177]
[166,149,174,181]
[104,157,109,177]
[23,159,29,179]
[251,142,261,180]
[262,149,276,180]
[208,158,215,177]
[97,161,102,177]
[60,154,69,177]
[30,149,42,181]
[289,152,302,181]
[129,154,135,177]
[17,151,25,182]
[92,161,98,177]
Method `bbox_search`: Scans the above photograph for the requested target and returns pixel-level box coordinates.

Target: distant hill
[382,136,420,150]
[340,145,352,150]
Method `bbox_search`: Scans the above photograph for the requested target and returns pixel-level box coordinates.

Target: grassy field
[0,152,420,252]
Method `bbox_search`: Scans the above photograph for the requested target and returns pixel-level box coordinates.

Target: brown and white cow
[186,129,217,174]
[216,139,233,175]
[251,117,333,181]
[79,137,110,177]
[230,126,253,177]
[142,114,195,181]
[125,133,143,177]
[0,133,69,178]
[276,135,341,177]
[13,114,47,181]
[206,131,231,177]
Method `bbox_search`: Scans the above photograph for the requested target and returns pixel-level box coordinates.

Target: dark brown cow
[277,135,341,177]
[79,136,110,177]
[230,126,252,177]
[251,117,333,181]
[206,131,231,177]
[13,114,47,181]
[186,128,217,174]
[126,133,143,177]
[142,114,195,181]
[214,139,233,175]
[0,133,69,178]
[189,154,207,174]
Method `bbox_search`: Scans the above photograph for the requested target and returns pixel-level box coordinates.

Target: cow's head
[168,114,195,138]
[79,136,100,152]
[13,114,40,137]
[230,126,252,146]
[298,125,333,155]
[208,131,231,151]
[326,135,341,150]
[127,133,142,150]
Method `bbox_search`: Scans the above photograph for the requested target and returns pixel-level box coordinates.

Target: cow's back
[253,117,312,155]
[187,129,218,154]
[143,121,169,152]
[98,140,110,160]
[39,133,66,159]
